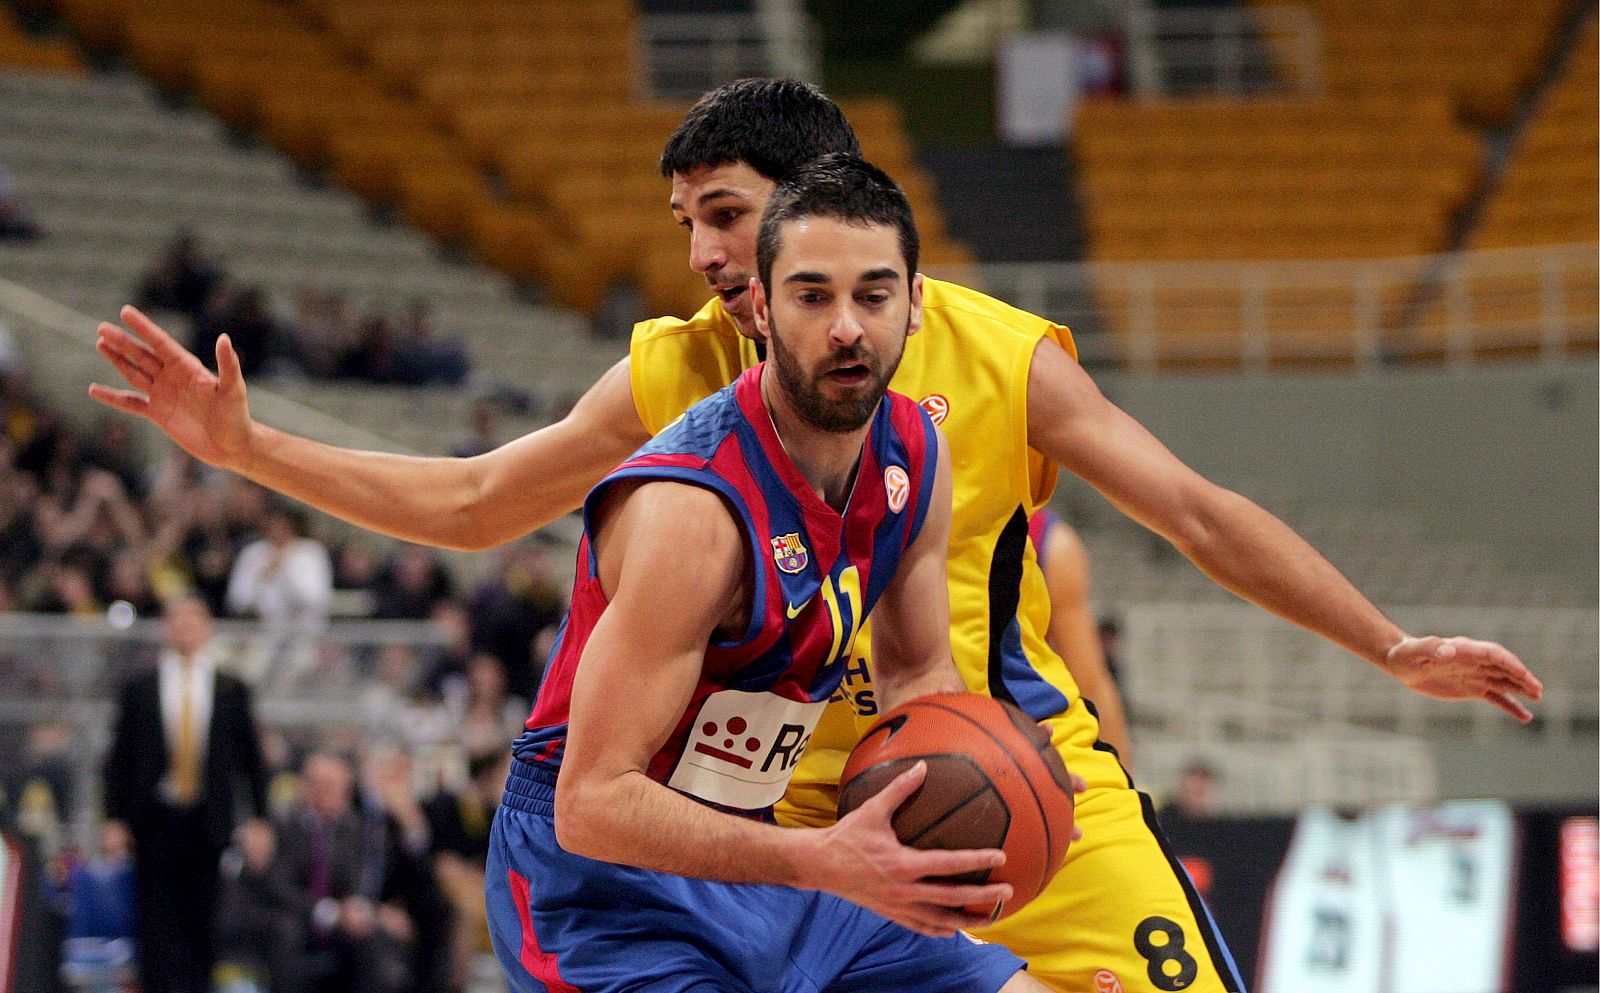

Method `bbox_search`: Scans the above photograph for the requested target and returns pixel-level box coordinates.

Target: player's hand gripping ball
[838,692,1075,921]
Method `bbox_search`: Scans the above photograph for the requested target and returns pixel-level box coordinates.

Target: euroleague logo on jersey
[883,465,910,513]
[1092,969,1124,993]
[918,393,950,425]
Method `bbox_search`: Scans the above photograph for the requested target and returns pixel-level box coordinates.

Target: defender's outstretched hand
[89,305,253,470]
[1383,635,1543,722]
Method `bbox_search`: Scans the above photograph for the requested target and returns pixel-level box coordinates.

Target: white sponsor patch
[667,689,827,810]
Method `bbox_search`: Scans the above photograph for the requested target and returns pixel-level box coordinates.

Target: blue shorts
[485,759,1025,993]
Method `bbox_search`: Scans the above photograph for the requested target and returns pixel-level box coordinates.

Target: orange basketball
[837,692,1075,921]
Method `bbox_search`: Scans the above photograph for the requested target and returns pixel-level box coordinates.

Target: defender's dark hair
[659,78,861,181]
[756,154,919,291]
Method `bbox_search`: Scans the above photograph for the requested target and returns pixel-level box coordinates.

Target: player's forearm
[555,770,818,887]
[1178,488,1405,666]
[874,653,966,714]
[235,423,497,550]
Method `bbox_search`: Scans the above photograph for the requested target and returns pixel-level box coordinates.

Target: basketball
[837,692,1076,921]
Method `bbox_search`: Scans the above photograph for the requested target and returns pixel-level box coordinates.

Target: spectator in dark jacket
[103,596,268,993]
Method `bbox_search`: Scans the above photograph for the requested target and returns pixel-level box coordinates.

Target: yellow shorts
[776,695,1246,993]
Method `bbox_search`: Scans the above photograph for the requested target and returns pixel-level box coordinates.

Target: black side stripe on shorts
[1138,791,1248,993]
[1082,698,1136,789]
[984,506,1029,709]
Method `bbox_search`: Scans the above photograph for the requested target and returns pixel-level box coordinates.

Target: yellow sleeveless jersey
[631,279,1107,818]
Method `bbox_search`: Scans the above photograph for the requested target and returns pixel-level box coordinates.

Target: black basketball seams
[1035,741,1075,799]
[906,781,1008,851]
[909,699,1057,899]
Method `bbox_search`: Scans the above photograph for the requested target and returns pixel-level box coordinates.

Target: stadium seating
[1074,96,1480,266]
[1265,0,1570,127]
[1396,16,1600,358]
[1471,16,1598,252]
[0,69,615,454]
[43,0,974,321]
[1072,0,1589,362]
[0,4,79,73]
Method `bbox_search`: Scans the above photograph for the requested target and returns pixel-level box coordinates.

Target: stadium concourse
[0,0,1596,991]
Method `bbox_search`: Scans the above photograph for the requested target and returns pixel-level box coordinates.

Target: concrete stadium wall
[1080,359,1599,590]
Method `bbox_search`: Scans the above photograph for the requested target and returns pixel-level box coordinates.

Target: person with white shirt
[226,502,333,632]
[227,502,333,691]
[104,596,268,993]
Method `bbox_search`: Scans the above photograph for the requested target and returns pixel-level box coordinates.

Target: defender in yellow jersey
[93,81,1542,993]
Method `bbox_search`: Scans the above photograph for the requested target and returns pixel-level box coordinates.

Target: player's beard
[767,316,906,434]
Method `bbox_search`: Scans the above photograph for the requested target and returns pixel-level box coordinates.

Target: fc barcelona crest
[771,533,809,574]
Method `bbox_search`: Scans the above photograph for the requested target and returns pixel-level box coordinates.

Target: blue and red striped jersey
[1027,506,1061,561]
[513,364,939,814]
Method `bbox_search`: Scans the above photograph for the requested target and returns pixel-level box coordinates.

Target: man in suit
[269,750,422,993]
[104,595,268,993]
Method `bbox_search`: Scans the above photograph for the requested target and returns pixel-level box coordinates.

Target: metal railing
[638,12,816,100]
[1120,600,1596,809]
[1123,3,1323,97]
[0,615,452,832]
[933,242,1600,369]
[1137,730,1439,813]
[1121,602,1599,743]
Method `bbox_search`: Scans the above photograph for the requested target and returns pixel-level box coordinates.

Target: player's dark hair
[659,78,861,182]
[756,154,919,290]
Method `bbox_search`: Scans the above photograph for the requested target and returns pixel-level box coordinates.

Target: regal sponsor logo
[668,689,827,810]
[883,465,909,513]
[771,533,809,574]
[1092,968,1124,993]
[918,393,950,425]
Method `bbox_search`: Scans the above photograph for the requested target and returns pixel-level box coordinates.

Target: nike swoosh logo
[785,598,813,619]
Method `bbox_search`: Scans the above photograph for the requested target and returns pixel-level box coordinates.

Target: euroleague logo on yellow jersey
[917,394,950,425]
[1092,969,1124,993]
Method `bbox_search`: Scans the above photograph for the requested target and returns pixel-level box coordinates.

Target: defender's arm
[92,306,649,551]
[1025,337,1541,719]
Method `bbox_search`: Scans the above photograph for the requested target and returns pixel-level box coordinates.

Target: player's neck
[760,369,871,513]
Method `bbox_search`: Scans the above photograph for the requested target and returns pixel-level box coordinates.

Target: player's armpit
[1024,338,1220,548]
[1024,337,1408,667]
[1041,520,1133,761]
[465,357,652,547]
[869,430,964,711]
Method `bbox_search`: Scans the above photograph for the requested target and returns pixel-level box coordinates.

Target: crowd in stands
[43,725,510,992]
[135,229,471,386]
[0,332,549,648]
[2,330,561,989]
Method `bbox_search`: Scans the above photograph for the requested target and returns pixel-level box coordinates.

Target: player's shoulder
[631,376,744,460]
[883,386,938,433]
[631,295,737,347]
[919,277,1075,355]
[594,475,747,570]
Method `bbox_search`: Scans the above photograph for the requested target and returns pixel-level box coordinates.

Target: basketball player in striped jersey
[487,157,1049,991]
[92,81,1542,992]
